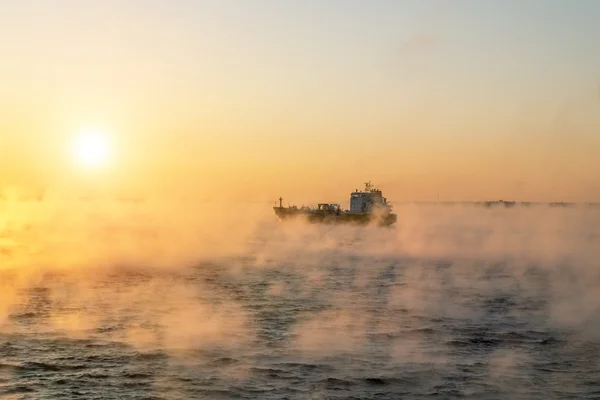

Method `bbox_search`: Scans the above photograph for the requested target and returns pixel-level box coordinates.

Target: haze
[1,0,600,203]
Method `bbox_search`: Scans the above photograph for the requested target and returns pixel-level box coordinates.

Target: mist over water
[1,198,600,399]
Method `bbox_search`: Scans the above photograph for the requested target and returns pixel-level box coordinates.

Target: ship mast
[279,197,283,208]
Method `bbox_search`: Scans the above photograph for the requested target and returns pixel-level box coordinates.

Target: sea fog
[1,197,599,399]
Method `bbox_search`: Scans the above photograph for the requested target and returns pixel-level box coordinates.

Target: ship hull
[273,207,397,226]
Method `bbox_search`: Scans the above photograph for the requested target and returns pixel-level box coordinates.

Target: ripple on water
[1,237,600,399]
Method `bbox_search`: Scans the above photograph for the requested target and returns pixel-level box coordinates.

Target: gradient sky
[1,0,599,202]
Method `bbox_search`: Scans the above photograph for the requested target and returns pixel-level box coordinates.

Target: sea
[1,201,599,399]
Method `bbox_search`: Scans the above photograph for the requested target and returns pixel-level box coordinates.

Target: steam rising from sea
[1,197,599,399]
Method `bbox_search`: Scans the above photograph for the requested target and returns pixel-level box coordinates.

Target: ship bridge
[349,181,389,214]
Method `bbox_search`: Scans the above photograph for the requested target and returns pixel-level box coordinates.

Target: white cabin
[348,182,389,214]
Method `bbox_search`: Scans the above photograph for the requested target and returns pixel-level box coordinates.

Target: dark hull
[273,207,397,226]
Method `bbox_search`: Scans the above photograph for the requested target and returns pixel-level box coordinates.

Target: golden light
[71,129,112,169]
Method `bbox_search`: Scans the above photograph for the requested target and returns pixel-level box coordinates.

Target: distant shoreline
[1,195,599,207]
[394,201,600,207]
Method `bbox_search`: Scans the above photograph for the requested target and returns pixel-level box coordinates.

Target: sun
[71,129,112,169]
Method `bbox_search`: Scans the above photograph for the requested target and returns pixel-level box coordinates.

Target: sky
[1,0,599,203]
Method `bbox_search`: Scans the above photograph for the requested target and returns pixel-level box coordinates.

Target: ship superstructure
[273,182,397,226]
[349,181,389,214]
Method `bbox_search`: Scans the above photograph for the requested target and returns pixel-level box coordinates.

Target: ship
[273,182,397,226]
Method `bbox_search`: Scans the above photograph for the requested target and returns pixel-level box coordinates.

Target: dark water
[1,206,600,399]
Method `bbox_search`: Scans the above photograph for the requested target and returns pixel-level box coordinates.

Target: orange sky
[1,1,599,203]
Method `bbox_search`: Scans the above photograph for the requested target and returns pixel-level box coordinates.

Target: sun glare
[72,130,112,169]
